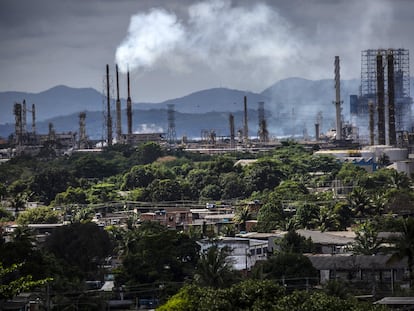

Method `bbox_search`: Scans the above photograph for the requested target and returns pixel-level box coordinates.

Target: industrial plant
[2,49,414,175]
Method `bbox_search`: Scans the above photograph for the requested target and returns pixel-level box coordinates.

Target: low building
[198,237,268,271]
[306,254,409,294]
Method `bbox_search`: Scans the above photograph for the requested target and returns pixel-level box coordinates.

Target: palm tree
[347,187,373,218]
[388,218,414,288]
[194,244,235,288]
[233,205,251,232]
[389,170,411,189]
[351,221,382,255]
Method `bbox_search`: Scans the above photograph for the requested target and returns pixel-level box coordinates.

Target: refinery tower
[350,49,412,145]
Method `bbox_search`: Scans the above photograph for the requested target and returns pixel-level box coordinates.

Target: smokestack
[387,51,396,146]
[315,123,320,141]
[31,104,36,134]
[334,56,342,140]
[369,100,375,146]
[106,64,113,146]
[377,54,385,145]
[229,113,235,148]
[243,96,248,144]
[127,70,133,136]
[22,100,27,134]
[258,102,268,142]
[115,64,122,143]
[14,103,22,145]
[48,122,56,142]
[79,112,87,149]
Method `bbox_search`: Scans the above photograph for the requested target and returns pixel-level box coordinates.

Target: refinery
[2,48,414,175]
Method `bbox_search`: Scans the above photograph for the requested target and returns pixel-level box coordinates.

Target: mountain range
[0,78,368,139]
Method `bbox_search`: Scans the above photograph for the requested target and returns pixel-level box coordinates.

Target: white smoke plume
[134,123,164,134]
[115,0,300,79]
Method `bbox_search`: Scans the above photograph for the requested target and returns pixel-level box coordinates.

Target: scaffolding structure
[352,49,412,143]
[361,49,410,98]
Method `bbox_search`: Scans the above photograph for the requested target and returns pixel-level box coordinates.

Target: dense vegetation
[1,141,414,309]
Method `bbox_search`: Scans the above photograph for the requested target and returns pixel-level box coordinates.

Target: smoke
[134,123,164,134]
[115,8,185,72]
[115,0,397,138]
[115,0,300,79]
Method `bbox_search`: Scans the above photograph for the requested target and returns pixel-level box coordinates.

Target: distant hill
[9,76,414,139]
[0,85,103,124]
[139,88,267,113]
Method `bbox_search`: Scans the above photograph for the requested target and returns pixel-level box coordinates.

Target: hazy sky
[1,0,413,102]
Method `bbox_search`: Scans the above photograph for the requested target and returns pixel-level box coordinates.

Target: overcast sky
[1,0,413,102]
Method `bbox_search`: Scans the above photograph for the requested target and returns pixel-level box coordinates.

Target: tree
[0,207,13,222]
[16,206,61,225]
[219,172,245,199]
[336,162,367,187]
[136,142,163,164]
[243,159,285,194]
[274,290,387,311]
[53,186,88,205]
[252,252,317,282]
[276,230,315,254]
[194,244,236,288]
[0,262,51,302]
[29,168,77,204]
[200,184,222,201]
[294,203,319,230]
[45,222,113,279]
[72,154,118,179]
[148,179,182,201]
[117,224,199,286]
[233,205,252,232]
[351,220,383,255]
[348,187,373,218]
[389,169,411,189]
[121,164,155,190]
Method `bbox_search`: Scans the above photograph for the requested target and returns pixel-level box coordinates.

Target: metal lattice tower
[167,104,176,144]
[361,49,410,97]
[356,49,412,140]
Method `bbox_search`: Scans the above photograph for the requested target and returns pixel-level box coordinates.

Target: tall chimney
[115,64,122,143]
[14,103,22,145]
[334,56,342,140]
[31,103,36,134]
[22,100,27,134]
[315,123,320,141]
[229,113,235,148]
[127,70,133,136]
[106,64,113,146]
[387,51,396,146]
[377,54,385,145]
[243,96,248,144]
[369,100,375,145]
[79,112,87,149]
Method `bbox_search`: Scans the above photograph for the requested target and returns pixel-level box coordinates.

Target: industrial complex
[3,48,414,175]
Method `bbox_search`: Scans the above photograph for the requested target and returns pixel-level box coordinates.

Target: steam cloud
[115,0,300,76]
[134,123,164,134]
